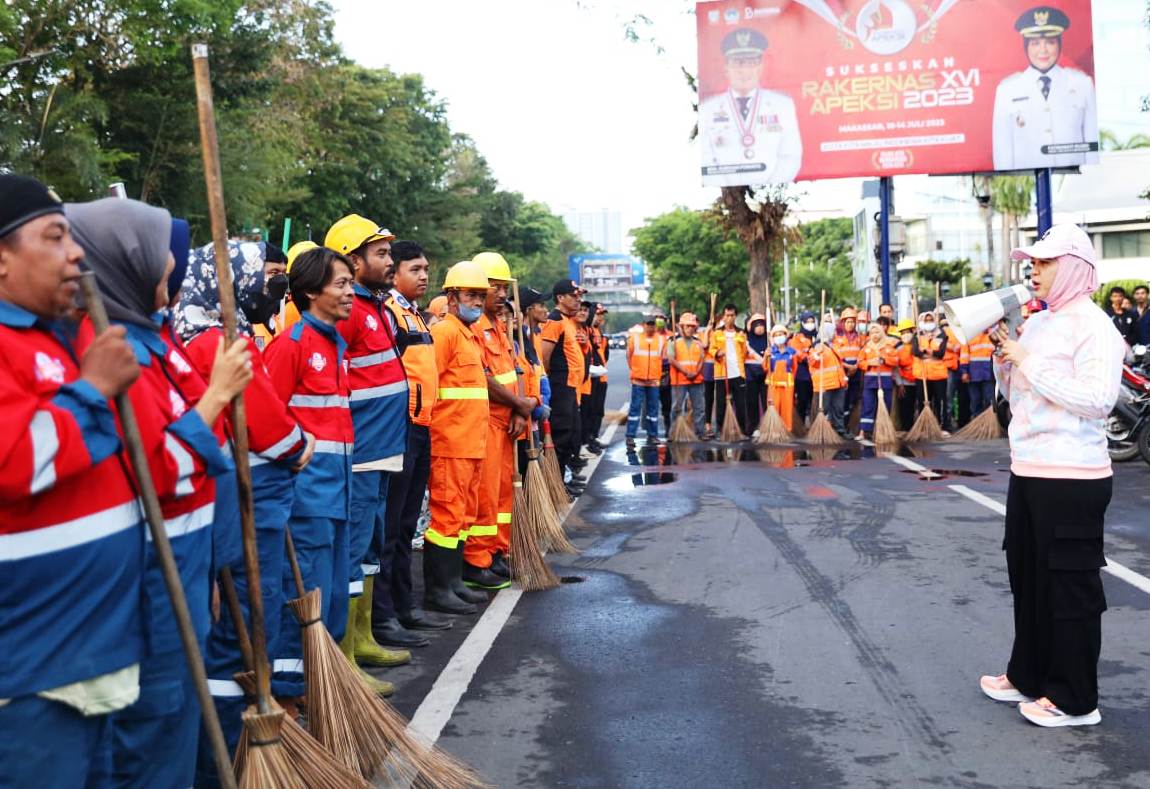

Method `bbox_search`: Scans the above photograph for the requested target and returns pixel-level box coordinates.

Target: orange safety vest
[595,329,609,382]
[708,328,747,379]
[808,344,846,392]
[669,337,705,385]
[967,331,994,362]
[430,314,489,459]
[918,333,950,381]
[943,327,967,371]
[386,295,438,427]
[832,332,862,367]
[859,338,900,379]
[540,314,585,389]
[473,313,518,429]
[788,333,812,364]
[628,332,666,384]
[897,342,919,382]
[252,300,301,351]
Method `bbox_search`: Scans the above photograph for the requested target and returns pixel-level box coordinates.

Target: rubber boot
[353,578,411,667]
[340,595,398,695]
[462,561,511,590]
[423,544,477,615]
[449,545,489,604]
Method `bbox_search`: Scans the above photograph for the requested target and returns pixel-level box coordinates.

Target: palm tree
[1099,129,1150,151]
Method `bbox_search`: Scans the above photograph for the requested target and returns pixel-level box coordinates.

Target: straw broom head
[668,412,698,442]
[905,402,944,443]
[526,459,578,554]
[754,405,792,445]
[719,399,744,442]
[538,440,572,512]
[237,709,305,789]
[804,412,847,445]
[873,387,899,446]
[951,406,1005,441]
[511,482,561,591]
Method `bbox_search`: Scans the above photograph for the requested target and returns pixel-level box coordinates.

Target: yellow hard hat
[443,260,489,290]
[286,240,318,272]
[897,319,915,333]
[472,251,513,282]
[427,295,448,318]
[324,214,395,256]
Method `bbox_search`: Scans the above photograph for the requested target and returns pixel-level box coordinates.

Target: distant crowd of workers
[622,299,1051,443]
[0,173,613,787]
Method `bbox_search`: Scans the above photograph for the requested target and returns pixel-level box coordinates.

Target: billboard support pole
[879,176,892,307]
[1035,168,1053,236]
[782,235,791,323]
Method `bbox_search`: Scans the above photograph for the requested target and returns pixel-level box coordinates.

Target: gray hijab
[67,198,172,329]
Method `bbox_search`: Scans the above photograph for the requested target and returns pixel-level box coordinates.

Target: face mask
[458,304,483,324]
[858,322,869,333]
[240,288,279,326]
[920,321,936,332]
[772,335,786,346]
[266,274,289,305]
[802,320,816,331]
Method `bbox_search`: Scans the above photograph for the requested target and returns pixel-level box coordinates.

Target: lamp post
[981,272,994,291]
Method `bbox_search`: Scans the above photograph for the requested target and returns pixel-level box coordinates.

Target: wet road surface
[374,398,1150,788]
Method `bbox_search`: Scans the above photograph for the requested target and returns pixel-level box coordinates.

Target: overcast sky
[332,0,1150,237]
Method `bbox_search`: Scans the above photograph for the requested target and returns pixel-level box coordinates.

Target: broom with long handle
[668,299,698,442]
[906,288,944,442]
[222,568,370,788]
[704,292,718,436]
[754,282,792,444]
[806,289,844,444]
[510,285,575,557]
[192,43,303,788]
[716,297,744,442]
[78,274,238,789]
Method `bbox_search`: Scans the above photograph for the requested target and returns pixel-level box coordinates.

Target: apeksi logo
[855,0,917,56]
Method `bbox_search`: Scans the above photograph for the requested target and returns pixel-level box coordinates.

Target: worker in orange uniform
[963,329,997,417]
[832,307,863,417]
[766,324,798,432]
[667,311,707,438]
[424,261,492,615]
[912,311,951,435]
[625,309,667,446]
[540,279,587,486]
[790,311,817,427]
[466,252,537,588]
[582,304,610,453]
[941,315,970,430]
[708,303,749,436]
[808,320,849,437]
[894,319,920,429]
[857,321,900,439]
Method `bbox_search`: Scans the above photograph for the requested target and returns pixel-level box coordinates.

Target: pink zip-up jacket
[994,295,1126,479]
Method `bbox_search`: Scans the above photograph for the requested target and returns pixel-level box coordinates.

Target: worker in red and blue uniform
[964,329,997,417]
[173,240,314,780]
[325,215,412,689]
[264,245,356,700]
[0,176,146,788]
[69,197,253,789]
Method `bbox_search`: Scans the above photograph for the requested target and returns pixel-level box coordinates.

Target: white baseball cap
[1011,224,1096,267]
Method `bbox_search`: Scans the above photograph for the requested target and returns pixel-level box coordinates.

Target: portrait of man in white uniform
[991,5,1098,171]
[699,27,803,187]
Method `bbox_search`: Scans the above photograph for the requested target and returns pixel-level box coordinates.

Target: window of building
[1101,230,1150,259]
[935,240,944,251]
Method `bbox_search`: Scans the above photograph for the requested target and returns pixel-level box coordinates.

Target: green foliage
[914,258,971,285]
[1,0,581,294]
[787,217,858,312]
[630,206,749,319]
[990,175,1033,218]
[1100,129,1150,150]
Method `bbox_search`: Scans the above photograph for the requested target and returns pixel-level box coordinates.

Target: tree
[1099,128,1150,150]
[990,175,1033,282]
[631,206,749,319]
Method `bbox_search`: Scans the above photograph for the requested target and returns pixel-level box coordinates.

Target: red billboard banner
[696,0,1098,186]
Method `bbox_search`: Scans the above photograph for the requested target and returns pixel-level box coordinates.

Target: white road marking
[406,405,624,745]
[949,484,1150,596]
[884,453,930,473]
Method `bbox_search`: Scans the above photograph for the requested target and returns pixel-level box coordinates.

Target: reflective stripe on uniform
[0,499,140,561]
[468,523,498,537]
[149,502,215,542]
[493,370,517,385]
[258,425,304,461]
[29,410,59,496]
[313,440,353,455]
[438,387,488,400]
[349,380,408,402]
[349,349,398,368]
[289,393,350,408]
[496,512,512,525]
[424,527,460,549]
[208,679,245,698]
[273,659,303,674]
[163,433,196,498]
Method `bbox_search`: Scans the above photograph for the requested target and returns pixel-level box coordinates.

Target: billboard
[697,0,1098,186]
[568,254,645,292]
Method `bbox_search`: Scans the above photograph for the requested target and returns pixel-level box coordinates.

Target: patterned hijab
[172,240,266,341]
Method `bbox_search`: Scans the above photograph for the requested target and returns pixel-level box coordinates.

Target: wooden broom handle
[509,281,539,458]
[79,275,237,789]
[219,567,254,671]
[192,43,271,715]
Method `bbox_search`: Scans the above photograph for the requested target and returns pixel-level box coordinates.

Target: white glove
[589,364,608,377]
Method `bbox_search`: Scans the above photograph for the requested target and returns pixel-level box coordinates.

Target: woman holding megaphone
[979,224,1126,728]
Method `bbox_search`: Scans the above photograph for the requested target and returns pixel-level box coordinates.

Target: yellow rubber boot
[340,592,397,695]
[353,577,411,668]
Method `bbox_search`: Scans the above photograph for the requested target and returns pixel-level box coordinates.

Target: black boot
[449,546,489,604]
[489,553,510,579]
[373,617,430,648]
[463,561,511,590]
[422,544,477,615]
[398,607,453,631]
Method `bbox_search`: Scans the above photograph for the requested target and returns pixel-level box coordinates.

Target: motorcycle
[1106,346,1150,464]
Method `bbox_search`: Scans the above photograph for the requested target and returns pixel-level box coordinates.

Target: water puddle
[899,468,990,481]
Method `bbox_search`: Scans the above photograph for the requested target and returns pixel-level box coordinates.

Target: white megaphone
[943,284,1031,344]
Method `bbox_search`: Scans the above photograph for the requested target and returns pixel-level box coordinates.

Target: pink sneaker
[1019,697,1101,728]
[979,673,1033,703]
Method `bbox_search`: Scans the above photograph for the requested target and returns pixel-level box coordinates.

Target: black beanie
[0,174,65,239]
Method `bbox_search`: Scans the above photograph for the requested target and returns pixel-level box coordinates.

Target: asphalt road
[375,353,1150,789]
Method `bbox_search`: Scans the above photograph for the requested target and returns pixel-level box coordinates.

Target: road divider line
[884,453,931,473]
[949,484,1150,596]
[407,407,622,745]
